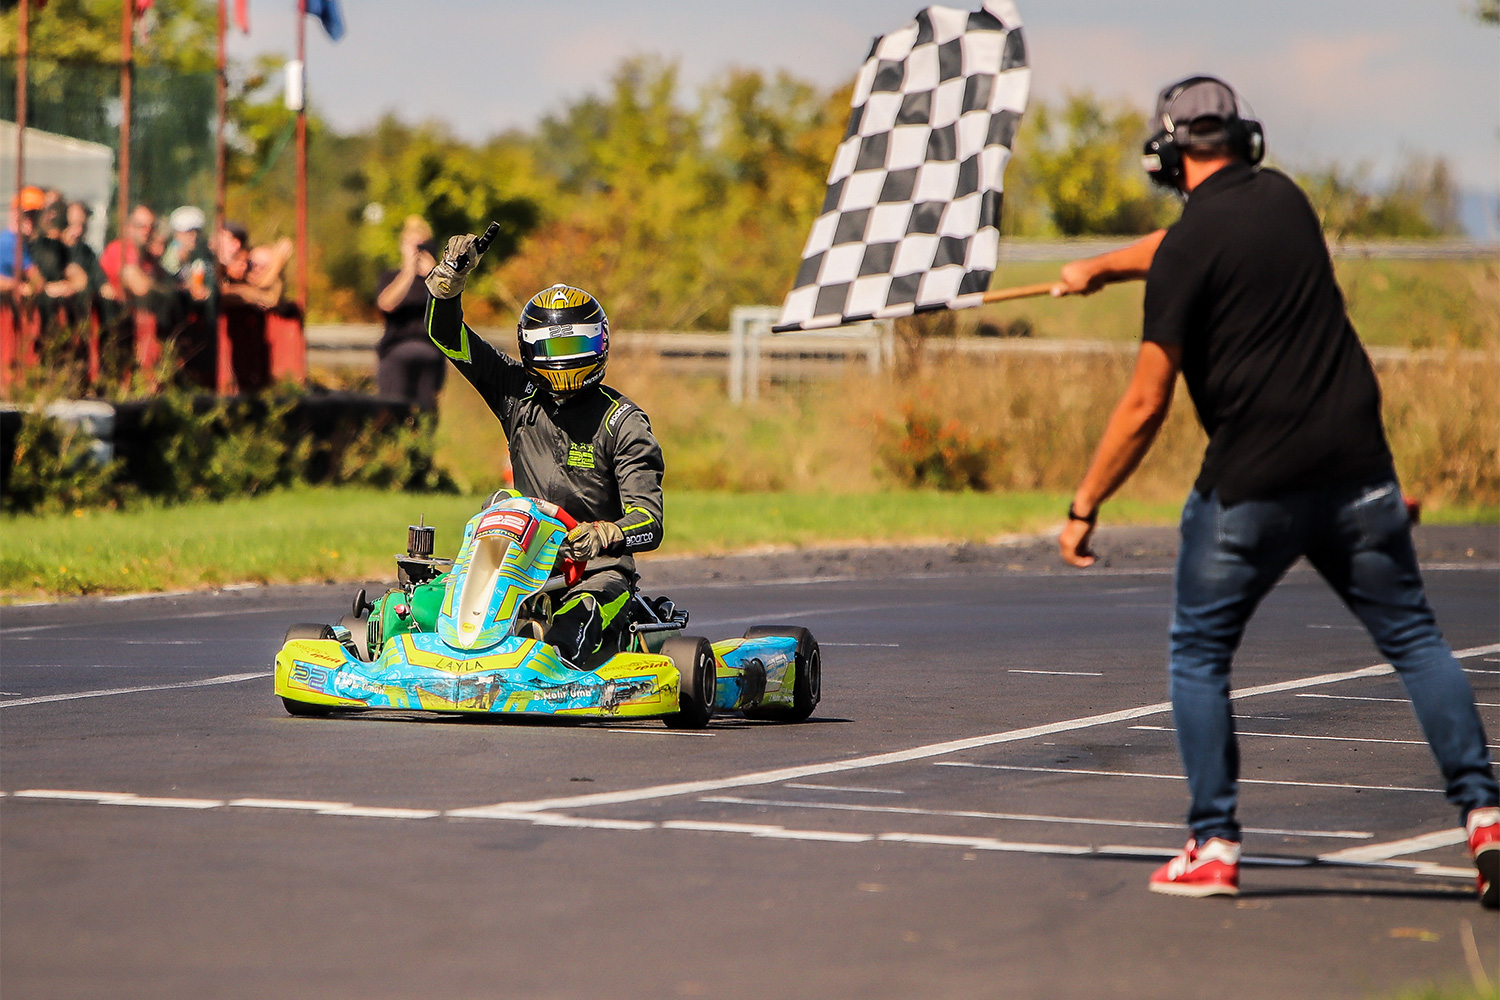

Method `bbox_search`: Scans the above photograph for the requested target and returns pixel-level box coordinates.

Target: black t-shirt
[29,235,70,283]
[376,269,435,356]
[1143,163,1393,505]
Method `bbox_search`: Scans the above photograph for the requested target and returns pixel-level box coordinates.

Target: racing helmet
[517,284,610,396]
[1141,76,1264,190]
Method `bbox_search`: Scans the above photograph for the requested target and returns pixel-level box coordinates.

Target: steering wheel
[540,502,586,587]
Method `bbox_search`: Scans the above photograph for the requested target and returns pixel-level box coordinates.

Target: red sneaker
[1149,838,1241,897]
[1468,807,1500,909]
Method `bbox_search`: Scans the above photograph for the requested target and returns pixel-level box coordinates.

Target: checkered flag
[773,1,1030,332]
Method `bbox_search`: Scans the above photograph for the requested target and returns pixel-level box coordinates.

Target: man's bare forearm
[1054,229,1167,296]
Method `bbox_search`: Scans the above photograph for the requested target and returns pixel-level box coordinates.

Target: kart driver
[423,233,664,668]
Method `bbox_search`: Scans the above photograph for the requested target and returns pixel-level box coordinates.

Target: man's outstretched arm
[1060,340,1182,567]
[1051,229,1167,297]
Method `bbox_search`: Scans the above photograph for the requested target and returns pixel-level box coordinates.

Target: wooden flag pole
[980,281,1056,304]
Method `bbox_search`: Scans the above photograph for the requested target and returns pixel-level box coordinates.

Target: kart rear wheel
[742,626,820,722]
[281,623,337,717]
[661,636,716,729]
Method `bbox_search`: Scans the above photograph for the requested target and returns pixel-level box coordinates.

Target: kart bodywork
[273,495,820,728]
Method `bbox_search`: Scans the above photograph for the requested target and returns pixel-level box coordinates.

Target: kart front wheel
[280,623,337,717]
[743,626,821,722]
[661,636,716,729]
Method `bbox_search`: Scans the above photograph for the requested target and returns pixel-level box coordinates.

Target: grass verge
[0,487,1189,602]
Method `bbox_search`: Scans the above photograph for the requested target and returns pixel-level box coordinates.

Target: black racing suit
[426,295,664,665]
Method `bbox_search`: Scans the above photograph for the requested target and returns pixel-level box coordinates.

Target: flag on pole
[234,0,250,33]
[304,0,344,41]
[773,1,1029,332]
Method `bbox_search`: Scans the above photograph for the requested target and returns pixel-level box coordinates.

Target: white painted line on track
[879,832,1091,855]
[1319,829,1467,863]
[6,786,1476,879]
[0,672,270,708]
[1129,725,1500,751]
[697,602,924,629]
[784,783,905,794]
[605,729,716,737]
[701,795,1373,840]
[228,798,354,811]
[1299,693,1500,708]
[662,820,874,843]
[822,642,902,647]
[938,762,1443,795]
[452,649,1500,818]
[1009,669,1103,677]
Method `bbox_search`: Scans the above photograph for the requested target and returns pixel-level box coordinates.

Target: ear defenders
[1141,76,1264,190]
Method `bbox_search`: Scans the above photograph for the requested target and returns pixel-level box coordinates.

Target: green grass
[975,258,1497,349]
[0,487,1187,602]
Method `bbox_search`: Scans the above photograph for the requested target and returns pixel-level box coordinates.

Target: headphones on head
[1141,76,1264,190]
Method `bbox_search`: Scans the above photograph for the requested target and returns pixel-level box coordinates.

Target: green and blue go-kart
[273,494,820,728]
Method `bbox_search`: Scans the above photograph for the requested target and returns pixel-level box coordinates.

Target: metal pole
[13,0,29,291]
[214,0,226,239]
[118,0,133,248]
[295,0,308,317]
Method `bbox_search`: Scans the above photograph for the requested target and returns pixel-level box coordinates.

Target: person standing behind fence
[1,187,44,298]
[1052,75,1499,906]
[374,216,445,411]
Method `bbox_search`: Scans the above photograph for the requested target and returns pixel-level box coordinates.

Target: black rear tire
[281,623,337,717]
[742,626,820,722]
[661,636,716,729]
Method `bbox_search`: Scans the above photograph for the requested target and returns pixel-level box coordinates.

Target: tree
[1015,93,1177,236]
[1298,156,1461,239]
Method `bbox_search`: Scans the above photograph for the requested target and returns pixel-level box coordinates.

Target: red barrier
[0,299,304,399]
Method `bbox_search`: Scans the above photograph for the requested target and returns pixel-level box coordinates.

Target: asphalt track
[2,527,1498,1000]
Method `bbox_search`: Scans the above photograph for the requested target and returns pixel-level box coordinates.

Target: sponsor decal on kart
[476,507,538,549]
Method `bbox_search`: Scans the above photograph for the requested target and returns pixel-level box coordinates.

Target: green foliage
[1298,156,1462,239]
[1015,94,1177,236]
[4,408,122,515]
[1478,0,1499,24]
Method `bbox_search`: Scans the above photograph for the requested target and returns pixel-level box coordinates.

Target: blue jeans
[1170,479,1498,843]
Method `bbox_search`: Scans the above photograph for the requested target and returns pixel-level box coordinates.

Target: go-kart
[273,494,821,728]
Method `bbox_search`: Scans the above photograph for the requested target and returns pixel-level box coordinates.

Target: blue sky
[232,1,1499,232]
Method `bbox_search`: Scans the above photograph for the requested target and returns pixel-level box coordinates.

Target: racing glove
[559,520,625,563]
[425,233,483,299]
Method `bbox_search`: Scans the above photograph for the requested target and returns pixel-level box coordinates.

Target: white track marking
[5,787,1477,879]
[1009,669,1103,677]
[1129,725,1500,751]
[700,795,1373,840]
[661,820,874,843]
[318,806,442,820]
[784,783,905,794]
[451,650,1486,817]
[937,762,1443,794]
[822,642,902,647]
[1299,693,1500,708]
[1318,829,1467,863]
[0,672,270,708]
[879,832,1090,855]
[696,602,924,629]
[228,798,354,811]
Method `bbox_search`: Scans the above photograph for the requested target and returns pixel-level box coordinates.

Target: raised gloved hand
[425,233,482,299]
[558,520,625,563]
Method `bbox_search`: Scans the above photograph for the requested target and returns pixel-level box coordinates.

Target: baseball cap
[169,205,206,232]
[1156,77,1239,145]
[11,186,45,212]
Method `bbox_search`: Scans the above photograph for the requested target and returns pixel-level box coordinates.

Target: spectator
[1,186,44,298]
[217,222,291,309]
[374,215,445,410]
[101,204,167,300]
[163,206,215,305]
[61,202,119,310]
[31,201,90,324]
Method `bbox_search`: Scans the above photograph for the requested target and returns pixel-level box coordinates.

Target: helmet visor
[521,322,606,360]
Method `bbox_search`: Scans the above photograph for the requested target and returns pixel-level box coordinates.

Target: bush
[878,403,996,491]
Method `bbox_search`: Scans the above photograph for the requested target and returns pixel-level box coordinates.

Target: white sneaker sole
[1149,879,1240,898]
